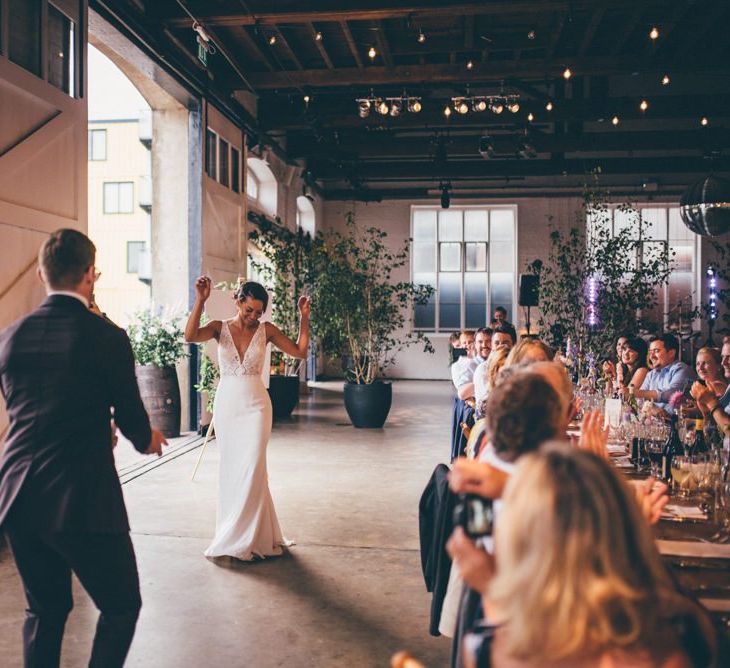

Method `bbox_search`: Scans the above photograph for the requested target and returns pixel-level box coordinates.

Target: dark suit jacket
[0,294,152,533]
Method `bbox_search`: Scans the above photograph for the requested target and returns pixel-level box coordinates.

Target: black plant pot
[343,381,393,428]
[268,375,300,419]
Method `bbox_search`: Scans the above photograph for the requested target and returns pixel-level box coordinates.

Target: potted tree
[128,307,188,437]
[311,212,433,428]
[528,174,674,359]
[248,211,314,419]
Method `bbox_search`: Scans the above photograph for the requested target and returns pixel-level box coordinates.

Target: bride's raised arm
[266,296,310,359]
[184,275,222,343]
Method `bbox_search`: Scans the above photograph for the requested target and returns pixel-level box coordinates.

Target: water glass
[713,481,730,541]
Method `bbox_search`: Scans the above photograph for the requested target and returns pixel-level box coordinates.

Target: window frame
[88,128,106,161]
[103,181,135,214]
[126,240,145,273]
[410,205,518,333]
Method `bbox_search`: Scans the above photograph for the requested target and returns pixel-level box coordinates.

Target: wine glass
[711,481,730,543]
[671,455,692,498]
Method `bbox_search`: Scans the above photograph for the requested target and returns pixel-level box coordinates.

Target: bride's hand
[297,295,311,318]
[194,276,212,302]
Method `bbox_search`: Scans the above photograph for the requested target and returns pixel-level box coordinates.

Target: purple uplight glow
[707,266,718,320]
[586,276,599,327]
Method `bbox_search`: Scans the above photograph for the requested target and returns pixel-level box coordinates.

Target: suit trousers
[4,518,142,668]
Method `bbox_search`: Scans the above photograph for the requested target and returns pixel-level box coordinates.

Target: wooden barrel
[135,365,181,438]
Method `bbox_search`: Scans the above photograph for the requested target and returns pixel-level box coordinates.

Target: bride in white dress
[184,277,310,560]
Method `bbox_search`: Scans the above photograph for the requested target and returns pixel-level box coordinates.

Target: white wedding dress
[204,320,288,560]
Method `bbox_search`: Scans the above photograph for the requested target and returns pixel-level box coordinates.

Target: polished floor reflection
[0,381,452,667]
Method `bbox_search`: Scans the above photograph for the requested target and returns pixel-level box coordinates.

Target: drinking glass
[671,455,692,497]
[711,481,730,543]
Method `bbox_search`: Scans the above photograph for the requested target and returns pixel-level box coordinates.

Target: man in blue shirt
[632,333,692,417]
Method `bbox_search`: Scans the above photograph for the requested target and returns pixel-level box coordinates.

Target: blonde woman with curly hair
[461,445,717,667]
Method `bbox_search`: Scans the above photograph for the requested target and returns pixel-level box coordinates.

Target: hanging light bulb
[417,30,426,44]
[466,60,474,70]
[455,99,469,114]
[611,115,619,126]
[303,95,310,105]
[527,30,536,40]
[545,100,553,111]
[701,116,709,126]
[377,100,389,115]
[661,73,670,85]
[358,99,371,118]
[491,102,504,114]
[444,105,452,118]
[390,100,402,117]
[639,99,649,112]
[527,112,534,122]
[315,31,323,42]
[509,101,520,113]
[649,26,659,40]
[475,99,487,112]
[563,66,572,80]
[368,46,377,60]
[408,98,422,113]
[268,35,277,45]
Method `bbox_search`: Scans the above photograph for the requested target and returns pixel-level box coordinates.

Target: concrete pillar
[151,108,195,430]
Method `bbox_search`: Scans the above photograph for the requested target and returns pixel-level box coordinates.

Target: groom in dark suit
[0,229,167,667]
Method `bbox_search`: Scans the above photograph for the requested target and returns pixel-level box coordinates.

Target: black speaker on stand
[518,274,539,335]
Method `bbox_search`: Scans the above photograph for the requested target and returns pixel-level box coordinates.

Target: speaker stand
[525,306,532,336]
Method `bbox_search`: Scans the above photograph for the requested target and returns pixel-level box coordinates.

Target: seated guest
[451,445,717,668]
[691,340,730,439]
[491,325,515,353]
[489,307,517,343]
[601,332,630,379]
[450,331,486,461]
[694,346,727,397]
[449,331,463,366]
[474,327,493,363]
[632,333,692,417]
[612,336,649,399]
[504,337,552,367]
[474,347,510,417]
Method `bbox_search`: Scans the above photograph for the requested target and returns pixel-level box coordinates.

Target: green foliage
[128,307,188,368]
[248,211,312,375]
[194,347,219,413]
[311,211,434,384]
[528,176,674,356]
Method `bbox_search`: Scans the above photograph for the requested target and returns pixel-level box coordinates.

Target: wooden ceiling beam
[233,25,276,71]
[610,7,643,57]
[242,57,722,89]
[308,155,730,180]
[308,22,333,69]
[164,1,651,28]
[340,20,363,68]
[374,21,394,68]
[272,26,303,70]
[578,8,606,57]
[285,128,730,158]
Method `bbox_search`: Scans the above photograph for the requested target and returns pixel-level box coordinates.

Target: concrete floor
[0,380,452,667]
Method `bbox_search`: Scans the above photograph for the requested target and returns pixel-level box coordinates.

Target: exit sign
[198,43,208,66]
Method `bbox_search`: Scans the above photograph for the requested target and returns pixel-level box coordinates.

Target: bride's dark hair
[234,281,269,310]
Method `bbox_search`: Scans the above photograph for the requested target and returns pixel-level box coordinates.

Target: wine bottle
[693,419,708,455]
[661,414,682,482]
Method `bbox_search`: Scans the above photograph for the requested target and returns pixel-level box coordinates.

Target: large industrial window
[103,182,134,214]
[9,0,41,76]
[411,206,517,332]
[205,129,217,181]
[590,205,699,332]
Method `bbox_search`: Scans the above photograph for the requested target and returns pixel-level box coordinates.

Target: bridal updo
[233,281,269,310]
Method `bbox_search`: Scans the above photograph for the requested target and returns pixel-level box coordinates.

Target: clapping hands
[577,409,609,459]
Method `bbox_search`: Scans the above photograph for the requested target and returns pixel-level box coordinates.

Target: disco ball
[680,174,730,237]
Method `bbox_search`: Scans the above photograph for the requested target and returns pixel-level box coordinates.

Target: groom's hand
[145,429,168,457]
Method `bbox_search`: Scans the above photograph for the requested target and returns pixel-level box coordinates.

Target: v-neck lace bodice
[218,320,266,377]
